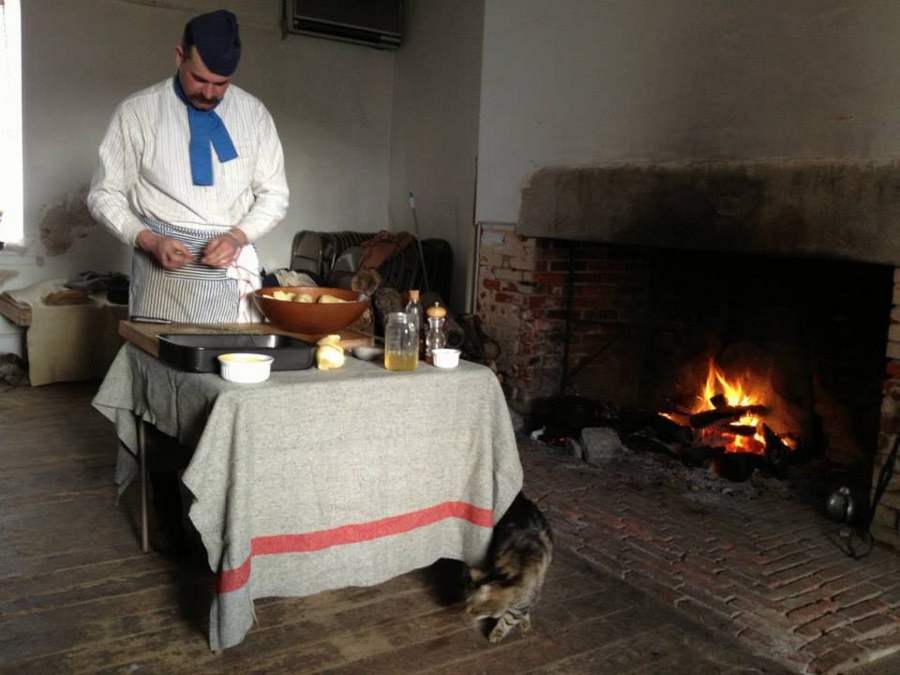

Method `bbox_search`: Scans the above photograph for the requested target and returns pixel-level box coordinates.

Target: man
[88,10,289,553]
[88,9,289,323]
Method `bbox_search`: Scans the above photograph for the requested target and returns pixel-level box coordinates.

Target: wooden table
[91,339,522,652]
[113,319,375,556]
[119,319,374,358]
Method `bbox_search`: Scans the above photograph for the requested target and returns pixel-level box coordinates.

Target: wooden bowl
[254,286,369,335]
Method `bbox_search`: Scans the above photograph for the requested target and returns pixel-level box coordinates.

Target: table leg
[137,416,149,553]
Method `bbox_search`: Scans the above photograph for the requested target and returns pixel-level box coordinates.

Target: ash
[521,428,795,506]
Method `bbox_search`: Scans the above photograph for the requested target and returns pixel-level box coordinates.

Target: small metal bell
[826,486,856,524]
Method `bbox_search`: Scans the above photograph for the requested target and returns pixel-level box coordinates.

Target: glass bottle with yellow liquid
[384,311,419,371]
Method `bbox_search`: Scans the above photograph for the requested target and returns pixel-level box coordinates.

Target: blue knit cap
[186,10,241,76]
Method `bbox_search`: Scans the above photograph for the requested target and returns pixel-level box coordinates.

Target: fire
[659,358,798,456]
[695,358,758,413]
[696,359,766,454]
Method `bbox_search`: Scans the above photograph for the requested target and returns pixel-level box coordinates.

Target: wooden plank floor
[0,381,822,674]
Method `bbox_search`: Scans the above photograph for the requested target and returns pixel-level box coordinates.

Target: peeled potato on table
[316,341,345,370]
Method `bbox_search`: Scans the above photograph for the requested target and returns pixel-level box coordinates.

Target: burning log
[692,414,767,456]
[650,357,801,479]
[652,413,693,445]
[689,405,768,429]
[727,424,758,437]
[657,410,692,428]
[694,422,736,449]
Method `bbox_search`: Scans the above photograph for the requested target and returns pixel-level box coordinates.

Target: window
[0,0,23,245]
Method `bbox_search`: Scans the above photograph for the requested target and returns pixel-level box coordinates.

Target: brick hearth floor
[518,435,900,675]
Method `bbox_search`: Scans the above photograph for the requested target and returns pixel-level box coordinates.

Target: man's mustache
[190,95,220,106]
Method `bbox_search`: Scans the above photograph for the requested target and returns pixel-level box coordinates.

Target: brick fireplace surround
[475,162,900,673]
[476,225,900,549]
[475,161,900,552]
[475,161,900,536]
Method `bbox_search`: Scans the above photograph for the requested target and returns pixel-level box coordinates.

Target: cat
[465,491,554,643]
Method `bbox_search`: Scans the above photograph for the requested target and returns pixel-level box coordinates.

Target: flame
[698,359,766,453]
[693,359,768,454]
[695,358,758,413]
[660,358,797,463]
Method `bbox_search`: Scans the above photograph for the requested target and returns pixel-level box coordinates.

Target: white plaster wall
[16,0,394,287]
[3,0,491,351]
[477,0,900,224]
[16,1,896,348]
[389,0,484,311]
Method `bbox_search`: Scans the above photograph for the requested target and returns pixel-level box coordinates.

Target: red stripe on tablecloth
[215,500,493,594]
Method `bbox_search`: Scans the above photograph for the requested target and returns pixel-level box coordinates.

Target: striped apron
[131,218,262,324]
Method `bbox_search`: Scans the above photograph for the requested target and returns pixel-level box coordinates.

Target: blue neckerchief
[173,76,238,186]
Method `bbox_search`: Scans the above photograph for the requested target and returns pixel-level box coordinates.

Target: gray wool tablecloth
[92,343,523,651]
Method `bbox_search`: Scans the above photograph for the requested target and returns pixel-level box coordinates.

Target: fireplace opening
[515,240,892,503]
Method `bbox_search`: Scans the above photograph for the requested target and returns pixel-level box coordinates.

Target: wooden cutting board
[120,320,374,359]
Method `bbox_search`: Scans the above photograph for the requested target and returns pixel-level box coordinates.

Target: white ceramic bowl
[217,353,274,383]
[432,348,461,369]
[352,345,385,361]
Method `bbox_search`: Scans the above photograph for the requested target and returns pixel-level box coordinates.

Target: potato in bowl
[254,286,369,335]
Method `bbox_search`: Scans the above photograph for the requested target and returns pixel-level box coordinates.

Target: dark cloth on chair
[357,230,416,271]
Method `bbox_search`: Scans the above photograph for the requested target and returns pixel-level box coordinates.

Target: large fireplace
[475,160,900,548]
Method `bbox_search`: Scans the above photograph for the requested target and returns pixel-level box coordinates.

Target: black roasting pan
[157,333,316,373]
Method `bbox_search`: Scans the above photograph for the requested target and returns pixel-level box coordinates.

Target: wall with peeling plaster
[14,0,394,287]
[2,0,484,354]
[0,0,404,350]
[2,0,481,324]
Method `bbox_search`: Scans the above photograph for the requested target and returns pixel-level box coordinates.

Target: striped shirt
[87,77,289,247]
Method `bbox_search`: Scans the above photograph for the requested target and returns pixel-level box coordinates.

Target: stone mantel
[518,160,900,266]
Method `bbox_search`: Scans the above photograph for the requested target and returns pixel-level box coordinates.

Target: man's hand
[200,230,245,269]
[136,230,193,270]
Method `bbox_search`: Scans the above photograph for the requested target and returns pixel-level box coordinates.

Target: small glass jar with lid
[424,304,448,364]
[383,311,419,371]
